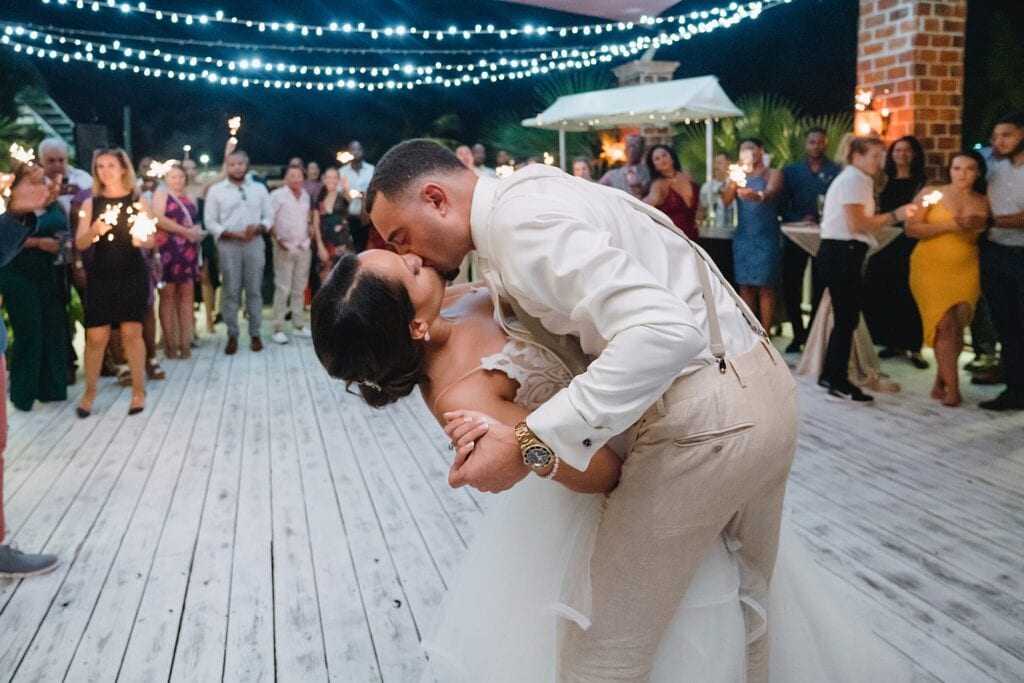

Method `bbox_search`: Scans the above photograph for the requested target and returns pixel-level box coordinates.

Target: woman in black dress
[862,135,928,368]
[74,147,156,416]
[311,166,353,282]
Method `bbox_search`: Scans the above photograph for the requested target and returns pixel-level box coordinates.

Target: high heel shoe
[128,392,146,416]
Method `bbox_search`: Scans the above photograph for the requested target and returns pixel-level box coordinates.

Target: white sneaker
[293,327,312,339]
[272,331,289,345]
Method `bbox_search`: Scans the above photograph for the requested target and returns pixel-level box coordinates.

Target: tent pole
[559,129,567,171]
[705,117,715,226]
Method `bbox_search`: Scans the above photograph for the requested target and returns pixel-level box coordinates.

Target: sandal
[116,366,133,387]
[146,358,166,380]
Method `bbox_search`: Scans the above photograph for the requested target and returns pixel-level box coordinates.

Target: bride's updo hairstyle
[311,254,424,408]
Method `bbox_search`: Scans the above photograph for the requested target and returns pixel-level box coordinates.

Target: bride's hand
[445,412,491,456]
[444,410,528,493]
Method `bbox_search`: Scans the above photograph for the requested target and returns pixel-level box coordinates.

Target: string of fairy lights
[38,0,788,41]
[3,0,796,90]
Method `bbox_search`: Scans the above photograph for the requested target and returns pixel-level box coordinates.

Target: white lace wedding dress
[421,339,914,682]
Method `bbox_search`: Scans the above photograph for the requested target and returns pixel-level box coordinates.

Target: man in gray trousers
[204,150,273,355]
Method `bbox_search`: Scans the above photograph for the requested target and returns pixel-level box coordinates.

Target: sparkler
[542,152,555,166]
[128,204,159,241]
[9,143,35,166]
[146,159,179,178]
[496,164,515,178]
[921,190,943,207]
[348,189,363,201]
[336,151,354,165]
[728,164,749,188]
[99,202,124,227]
[227,116,242,145]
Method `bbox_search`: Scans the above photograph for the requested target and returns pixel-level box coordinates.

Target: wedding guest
[270,166,313,344]
[980,112,1024,411]
[598,133,650,198]
[864,136,928,368]
[643,144,699,240]
[183,157,219,334]
[722,138,784,329]
[74,147,155,416]
[312,166,352,282]
[472,143,497,178]
[907,151,989,407]
[572,156,593,180]
[699,153,736,283]
[0,166,69,411]
[303,160,323,201]
[0,165,60,577]
[39,137,90,381]
[152,164,202,359]
[816,137,917,403]
[338,141,374,251]
[204,149,273,355]
[781,128,840,352]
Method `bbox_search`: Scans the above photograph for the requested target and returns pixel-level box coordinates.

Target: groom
[367,140,799,682]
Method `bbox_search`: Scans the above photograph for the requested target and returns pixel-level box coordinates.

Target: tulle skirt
[421,475,913,682]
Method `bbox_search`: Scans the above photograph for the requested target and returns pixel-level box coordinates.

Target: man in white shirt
[338,141,374,251]
[269,166,313,343]
[472,143,497,178]
[367,139,798,682]
[38,137,93,220]
[981,112,1024,411]
[204,150,273,354]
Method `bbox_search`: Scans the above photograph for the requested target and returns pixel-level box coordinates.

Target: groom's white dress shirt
[470,165,762,472]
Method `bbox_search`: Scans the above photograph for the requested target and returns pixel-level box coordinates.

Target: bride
[312,250,913,682]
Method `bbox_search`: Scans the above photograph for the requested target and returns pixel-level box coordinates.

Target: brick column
[857,0,967,180]
[612,60,679,147]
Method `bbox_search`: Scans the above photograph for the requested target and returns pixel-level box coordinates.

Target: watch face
[524,445,553,469]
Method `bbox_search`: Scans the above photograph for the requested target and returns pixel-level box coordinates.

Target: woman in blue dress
[723,138,784,329]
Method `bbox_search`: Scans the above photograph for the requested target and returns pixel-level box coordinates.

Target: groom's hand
[444,410,529,493]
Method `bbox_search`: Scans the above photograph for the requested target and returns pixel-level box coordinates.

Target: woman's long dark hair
[311,254,424,408]
[645,144,683,180]
[884,136,926,185]
[951,150,988,196]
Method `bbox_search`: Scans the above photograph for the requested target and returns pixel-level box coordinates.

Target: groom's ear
[422,183,448,217]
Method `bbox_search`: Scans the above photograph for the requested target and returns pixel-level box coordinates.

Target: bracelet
[542,456,560,480]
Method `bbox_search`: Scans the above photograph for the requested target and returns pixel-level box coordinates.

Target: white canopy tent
[521,74,743,217]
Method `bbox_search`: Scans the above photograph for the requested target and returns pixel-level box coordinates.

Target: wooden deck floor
[0,327,1021,682]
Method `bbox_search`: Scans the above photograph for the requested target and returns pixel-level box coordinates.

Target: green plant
[673,94,852,182]
[0,116,47,166]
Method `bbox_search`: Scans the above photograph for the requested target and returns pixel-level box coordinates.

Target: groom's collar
[469,173,500,256]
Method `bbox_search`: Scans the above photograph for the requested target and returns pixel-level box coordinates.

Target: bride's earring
[424,331,431,342]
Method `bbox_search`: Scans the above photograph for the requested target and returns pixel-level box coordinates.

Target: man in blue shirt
[0,165,60,577]
[781,128,841,353]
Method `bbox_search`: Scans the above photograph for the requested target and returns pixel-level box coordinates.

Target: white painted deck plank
[0,332,1020,683]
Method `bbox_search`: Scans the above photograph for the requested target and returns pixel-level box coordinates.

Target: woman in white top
[816,137,917,403]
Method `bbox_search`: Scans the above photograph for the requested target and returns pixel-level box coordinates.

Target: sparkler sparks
[99,202,124,226]
[128,206,159,241]
[922,190,943,207]
[9,144,35,166]
[228,116,242,136]
[336,151,354,165]
[146,159,179,178]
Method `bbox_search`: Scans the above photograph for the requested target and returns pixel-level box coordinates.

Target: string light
[8,0,793,90]
[3,23,635,77]
[36,0,790,43]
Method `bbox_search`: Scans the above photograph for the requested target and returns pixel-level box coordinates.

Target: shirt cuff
[526,389,616,472]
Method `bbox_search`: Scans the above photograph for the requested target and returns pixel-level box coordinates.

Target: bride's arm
[434,383,621,494]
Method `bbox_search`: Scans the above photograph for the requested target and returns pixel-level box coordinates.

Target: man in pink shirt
[270,166,313,343]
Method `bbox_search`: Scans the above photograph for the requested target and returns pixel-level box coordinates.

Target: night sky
[3,0,860,164]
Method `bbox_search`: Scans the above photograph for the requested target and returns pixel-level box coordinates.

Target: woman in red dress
[643,144,700,240]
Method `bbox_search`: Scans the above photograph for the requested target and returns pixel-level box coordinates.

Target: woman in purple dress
[152,164,203,358]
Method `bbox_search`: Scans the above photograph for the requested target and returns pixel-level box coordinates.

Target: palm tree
[673,94,852,181]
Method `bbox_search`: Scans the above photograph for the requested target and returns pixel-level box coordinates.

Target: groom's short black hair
[365,138,470,212]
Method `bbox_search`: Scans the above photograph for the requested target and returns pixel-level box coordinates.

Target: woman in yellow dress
[907,151,990,407]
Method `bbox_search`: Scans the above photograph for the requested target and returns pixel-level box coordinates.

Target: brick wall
[857,0,967,180]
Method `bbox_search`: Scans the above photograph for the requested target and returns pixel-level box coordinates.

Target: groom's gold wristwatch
[514,421,555,473]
